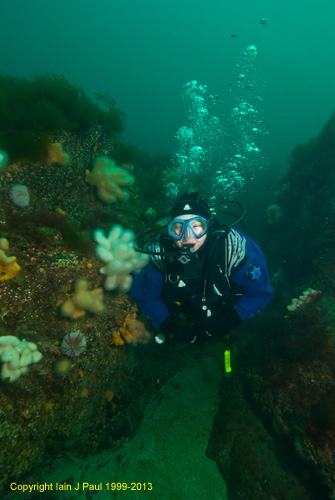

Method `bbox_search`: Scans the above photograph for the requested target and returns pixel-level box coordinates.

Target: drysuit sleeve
[231,233,273,322]
[131,263,170,327]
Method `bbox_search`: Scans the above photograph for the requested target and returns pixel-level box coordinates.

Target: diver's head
[168,192,212,252]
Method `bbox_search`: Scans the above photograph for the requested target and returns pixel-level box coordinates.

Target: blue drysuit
[131,227,273,335]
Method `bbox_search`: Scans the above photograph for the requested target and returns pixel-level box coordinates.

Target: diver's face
[173,214,207,252]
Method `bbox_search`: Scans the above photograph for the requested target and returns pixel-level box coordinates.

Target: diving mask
[167,216,209,241]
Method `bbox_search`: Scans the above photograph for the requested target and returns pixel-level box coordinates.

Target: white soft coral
[0,336,43,382]
[94,225,149,292]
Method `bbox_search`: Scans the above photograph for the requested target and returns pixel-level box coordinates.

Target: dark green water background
[1,0,334,172]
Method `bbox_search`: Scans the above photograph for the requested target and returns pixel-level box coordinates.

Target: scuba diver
[131,192,273,344]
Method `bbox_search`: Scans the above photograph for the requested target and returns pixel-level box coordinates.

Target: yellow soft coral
[119,313,152,346]
[86,156,135,203]
[0,238,20,281]
[111,330,125,346]
[47,142,71,166]
[60,278,105,320]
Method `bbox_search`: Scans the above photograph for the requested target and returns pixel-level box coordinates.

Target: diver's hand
[159,316,211,344]
[201,305,243,336]
[159,316,196,343]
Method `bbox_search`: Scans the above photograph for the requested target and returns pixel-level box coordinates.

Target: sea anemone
[61,331,86,357]
[9,184,30,208]
[54,358,72,377]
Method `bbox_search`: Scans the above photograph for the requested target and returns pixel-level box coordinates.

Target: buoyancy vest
[150,227,248,313]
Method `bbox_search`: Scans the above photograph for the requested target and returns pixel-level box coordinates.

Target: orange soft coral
[111,330,125,346]
[0,238,20,281]
[85,156,135,203]
[47,142,71,166]
[119,313,152,346]
[60,279,105,320]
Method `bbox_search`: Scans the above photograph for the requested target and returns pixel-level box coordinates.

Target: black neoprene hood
[171,192,211,220]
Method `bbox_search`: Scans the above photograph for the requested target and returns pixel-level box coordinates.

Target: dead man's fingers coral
[60,278,106,320]
[86,156,135,203]
[94,225,149,292]
[0,239,20,281]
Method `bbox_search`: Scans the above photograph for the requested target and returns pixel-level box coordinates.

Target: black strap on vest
[159,230,232,308]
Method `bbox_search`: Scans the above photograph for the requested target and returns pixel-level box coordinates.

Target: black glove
[159,316,213,344]
[200,304,243,337]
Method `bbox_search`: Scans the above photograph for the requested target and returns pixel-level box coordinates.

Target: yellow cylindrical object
[224,350,232,373]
